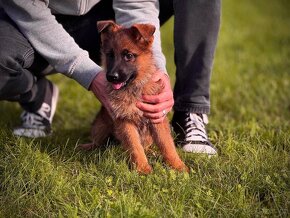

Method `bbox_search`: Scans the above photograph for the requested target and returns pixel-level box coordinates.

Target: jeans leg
[173,0,221,114]
[0,10,49,111]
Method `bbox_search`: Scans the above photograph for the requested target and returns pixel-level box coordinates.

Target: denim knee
[0,10,37,99]
[0,41,36,99]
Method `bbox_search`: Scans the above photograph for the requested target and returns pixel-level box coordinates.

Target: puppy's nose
[107,72,120,82]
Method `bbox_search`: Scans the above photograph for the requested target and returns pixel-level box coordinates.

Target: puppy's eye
[122,49,136,62]
[124,52,135,62]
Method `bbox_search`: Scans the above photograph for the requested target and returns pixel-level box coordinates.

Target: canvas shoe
[13,81,59,138]
[172,112,217,155]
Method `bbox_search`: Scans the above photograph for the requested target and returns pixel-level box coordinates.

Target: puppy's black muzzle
[106,71,122,83]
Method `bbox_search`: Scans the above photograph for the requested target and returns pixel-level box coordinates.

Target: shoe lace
[184,113,209,143]
[21,111,45,129]
[37,102,51,121]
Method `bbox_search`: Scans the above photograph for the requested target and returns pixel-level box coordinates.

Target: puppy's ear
[97,20,119,33]
[130,24,155,45]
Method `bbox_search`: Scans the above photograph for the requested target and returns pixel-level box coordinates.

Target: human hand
[89,71,114,116]
[136,71,174,124]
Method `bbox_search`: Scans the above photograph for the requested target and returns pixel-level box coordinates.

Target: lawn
[0,0,289,217]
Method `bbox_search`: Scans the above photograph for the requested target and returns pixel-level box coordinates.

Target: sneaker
[172,112,217,155]
[13,81,59,138]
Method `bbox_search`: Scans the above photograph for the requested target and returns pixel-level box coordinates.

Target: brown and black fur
[80,20,188,174]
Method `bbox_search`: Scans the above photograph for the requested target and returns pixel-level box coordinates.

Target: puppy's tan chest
[109,80,163,120]
[110,91,142,120]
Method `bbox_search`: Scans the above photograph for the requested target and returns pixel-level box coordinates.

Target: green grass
[0,0,290,217]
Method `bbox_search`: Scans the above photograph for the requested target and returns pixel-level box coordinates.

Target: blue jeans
[0,0,220,114]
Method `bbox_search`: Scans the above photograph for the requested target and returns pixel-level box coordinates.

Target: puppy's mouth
[111,73,136,90]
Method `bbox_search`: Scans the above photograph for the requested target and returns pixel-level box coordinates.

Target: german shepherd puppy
[81,20,188,174]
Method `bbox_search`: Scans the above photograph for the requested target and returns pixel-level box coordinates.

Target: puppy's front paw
[177,163,190,173]
[171,162,189,173]
[137,164,153,174]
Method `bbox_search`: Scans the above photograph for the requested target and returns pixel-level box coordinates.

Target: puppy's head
[97,20,155,90]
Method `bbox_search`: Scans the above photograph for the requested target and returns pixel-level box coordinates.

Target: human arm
[2,0,102,89]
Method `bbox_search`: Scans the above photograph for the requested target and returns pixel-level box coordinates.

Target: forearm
[2,0,102,89]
